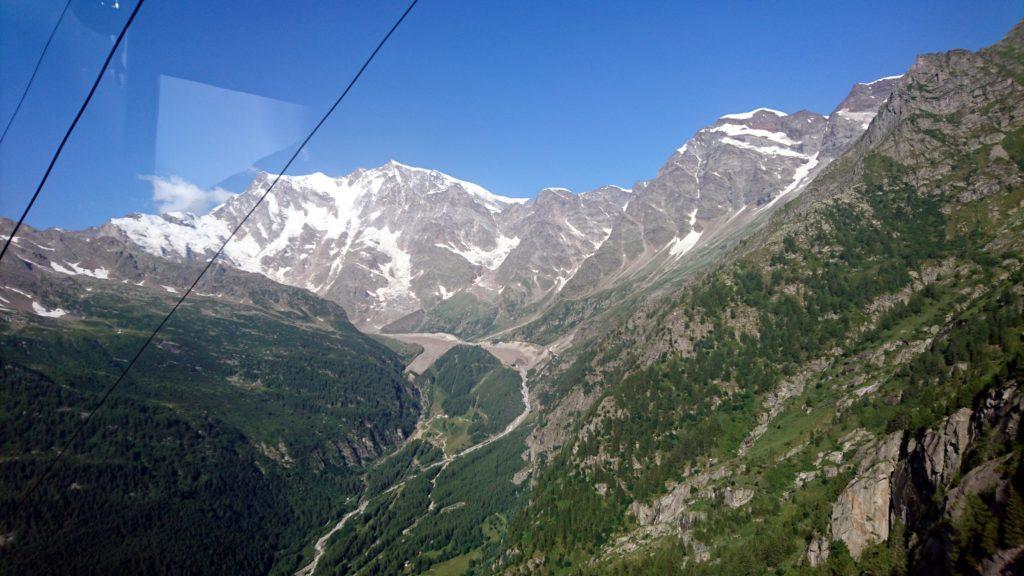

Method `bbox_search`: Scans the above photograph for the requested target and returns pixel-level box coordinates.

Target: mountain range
[83,74,896,334]
[2,19,1023,576]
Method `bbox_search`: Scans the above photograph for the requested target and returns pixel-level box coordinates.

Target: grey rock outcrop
[829,433,902,558]
[723,486,754,508]
[629,464,731,529]
[829,381,1023,565]
[804,532,830,567]
[921,407,972,488]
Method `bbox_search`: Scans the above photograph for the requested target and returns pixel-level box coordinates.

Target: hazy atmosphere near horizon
[2,2,1024,576]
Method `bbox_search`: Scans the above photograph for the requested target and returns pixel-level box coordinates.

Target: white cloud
[143,175,233,214]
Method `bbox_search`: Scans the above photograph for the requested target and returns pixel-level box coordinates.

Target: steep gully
[296,332,545,576]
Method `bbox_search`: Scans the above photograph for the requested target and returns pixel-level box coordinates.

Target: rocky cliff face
[893,383,1024,575]
[820,75,903,158]
[822,382,1024,572]
[829,433,902,558]
[473,185,631,318]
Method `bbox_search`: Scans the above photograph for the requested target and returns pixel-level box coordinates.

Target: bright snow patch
[111,213,228,260]
[668,230,702,257]
[668,208,701,257]
[861,74,903,86]
[720,108,787,120]
[760,153,821,211]
[836,109,877,129]
[32,302,67,318]
[161,285,180,294]
[50,261,110,279]
[3,286,33,298]
[709,124,798,146]
[720,137,808,158]
[436,234,520,270]
[358,227,413,303]
[275,172,339,191]
[563,219,585,238]
[18,256,46,268]
[726,205,748,224]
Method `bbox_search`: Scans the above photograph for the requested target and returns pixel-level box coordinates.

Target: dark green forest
[0,283,418,575]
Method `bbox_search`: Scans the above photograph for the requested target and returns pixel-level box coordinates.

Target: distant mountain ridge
[561,76,900,297]
[92,76,899,334]
[99,161,628,328]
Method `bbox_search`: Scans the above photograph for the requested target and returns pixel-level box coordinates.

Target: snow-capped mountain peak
[559,76,901,298]
[102,161,610,328]
[378,160,528,212]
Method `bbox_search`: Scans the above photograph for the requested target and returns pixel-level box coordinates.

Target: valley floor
[295,332,545,576]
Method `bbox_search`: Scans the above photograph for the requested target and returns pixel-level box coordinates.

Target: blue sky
[1,0,1021,230]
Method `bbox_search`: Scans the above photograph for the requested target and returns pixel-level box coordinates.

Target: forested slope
[0,240,420,575]
[493,20,1024,576]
